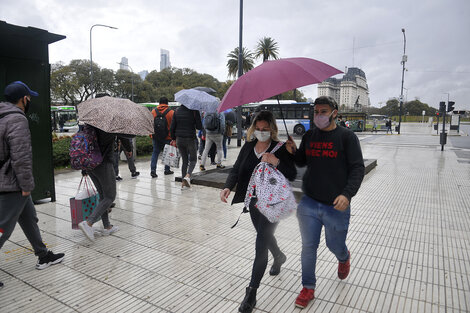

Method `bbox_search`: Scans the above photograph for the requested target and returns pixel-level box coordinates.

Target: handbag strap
[269,141,284,155]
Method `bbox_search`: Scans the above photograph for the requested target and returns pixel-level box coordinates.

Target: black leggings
[248,199,282,288]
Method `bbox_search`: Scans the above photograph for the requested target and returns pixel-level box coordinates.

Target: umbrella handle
[277,97,290,138]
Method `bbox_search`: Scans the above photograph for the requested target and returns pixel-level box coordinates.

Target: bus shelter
[0,21,65,201]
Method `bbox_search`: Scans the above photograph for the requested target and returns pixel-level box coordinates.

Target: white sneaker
[78,221,95,242]
[183,177,191,188]
[100,225,119,236]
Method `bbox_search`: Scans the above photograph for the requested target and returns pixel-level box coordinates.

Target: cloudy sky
[2,0,470,109]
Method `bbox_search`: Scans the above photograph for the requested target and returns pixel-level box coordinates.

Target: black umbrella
[224,110,236,125]
[192,86,217,95]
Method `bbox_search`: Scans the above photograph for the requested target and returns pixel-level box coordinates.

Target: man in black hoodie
[292,96,365,309]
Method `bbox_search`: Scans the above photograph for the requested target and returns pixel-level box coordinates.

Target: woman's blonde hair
[246,110,279,142]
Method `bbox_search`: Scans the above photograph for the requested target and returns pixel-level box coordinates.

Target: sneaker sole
[36,255,64,270]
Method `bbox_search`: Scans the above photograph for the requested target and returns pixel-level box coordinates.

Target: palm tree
[227,47,255,78]
[254,37,279,62]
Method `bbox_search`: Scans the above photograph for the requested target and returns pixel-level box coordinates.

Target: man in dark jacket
[292,96,365,309]
[0,82,65,287]
[170,104,202,189]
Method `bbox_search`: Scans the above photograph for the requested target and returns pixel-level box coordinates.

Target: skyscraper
[120,57,128,70]
[160,49,171,71]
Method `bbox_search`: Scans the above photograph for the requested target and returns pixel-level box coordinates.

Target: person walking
[150,97,174,178]
[114,135,139,181]
[170,103,202,189]
[220,111,296,313]
[78,125,119,241]
[200,111,225,170]
[0,81,65,287]
[386,118,393,134]
[372,118,378,133]
[290,96,365,309]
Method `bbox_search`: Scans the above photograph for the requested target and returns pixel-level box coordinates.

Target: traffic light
[436,112,440,117]
[439,101,446,112]
[447,101,455,112]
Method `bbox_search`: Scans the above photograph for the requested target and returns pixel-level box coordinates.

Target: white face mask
[254,130,271,142]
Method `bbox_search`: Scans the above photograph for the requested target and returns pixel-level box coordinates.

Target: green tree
[227,47,255,78]
[254,36,279,62]
[379,99,400,116]
[50,63,79,105]
[404,99,436,116]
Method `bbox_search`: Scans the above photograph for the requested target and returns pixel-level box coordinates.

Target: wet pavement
[1,123,469,312]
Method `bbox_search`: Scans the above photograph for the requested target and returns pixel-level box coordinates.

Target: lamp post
[398,28,407,134]
[236,0,244,147]
[90,24,117,99]
[117,62,134,102]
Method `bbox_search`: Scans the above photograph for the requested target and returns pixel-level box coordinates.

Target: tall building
[318,67,370,111]
[160,49,171,71]
[138,70,149,80]
[119,57,128,70]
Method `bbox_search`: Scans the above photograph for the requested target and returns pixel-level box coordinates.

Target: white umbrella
[77,96,154,135]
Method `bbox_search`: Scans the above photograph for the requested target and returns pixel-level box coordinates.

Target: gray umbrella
[175,89,219,113]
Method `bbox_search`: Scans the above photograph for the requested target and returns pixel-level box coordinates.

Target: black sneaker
[150,172,158,178]
[131,171,140,178]
[36,251,65,270]
[164,170,174,175]
[216,164,225,169]
[116,176,123,181]
[0,281,3,288]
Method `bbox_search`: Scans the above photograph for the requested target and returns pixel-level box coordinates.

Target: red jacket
[151,104,174,140]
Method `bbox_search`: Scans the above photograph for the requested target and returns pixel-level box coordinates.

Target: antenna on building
[352,37,355,67]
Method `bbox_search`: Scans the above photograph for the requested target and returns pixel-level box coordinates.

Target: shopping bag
[70,176,100,229]
[162,144,180,168]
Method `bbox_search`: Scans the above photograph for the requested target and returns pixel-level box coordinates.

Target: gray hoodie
[0,101,34,192]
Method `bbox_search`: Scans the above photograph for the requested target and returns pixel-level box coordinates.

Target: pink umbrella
[217,57,342,113]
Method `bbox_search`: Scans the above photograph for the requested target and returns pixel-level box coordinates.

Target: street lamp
[236,0,244,147]
[398,28,407,134]
[90,24,117,99]
[117,62,134,102]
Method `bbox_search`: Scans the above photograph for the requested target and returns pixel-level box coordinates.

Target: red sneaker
[295,287,315,309]
[338,251,350,280]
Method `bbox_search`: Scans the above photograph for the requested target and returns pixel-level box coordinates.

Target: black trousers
[248,199,282,288]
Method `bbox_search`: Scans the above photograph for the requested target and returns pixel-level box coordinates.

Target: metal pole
[398,28,406,135]
[236,0,244,147]
[90,24,118,99]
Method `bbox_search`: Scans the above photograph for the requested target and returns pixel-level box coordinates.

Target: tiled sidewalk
[1,123,469,312]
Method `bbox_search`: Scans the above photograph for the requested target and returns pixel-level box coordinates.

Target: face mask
[254,130,271,142]
[314,111,334,129]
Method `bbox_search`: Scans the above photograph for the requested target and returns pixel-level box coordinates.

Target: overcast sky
[2,0,470,109]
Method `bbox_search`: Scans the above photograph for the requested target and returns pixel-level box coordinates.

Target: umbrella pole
[277,96,290,138]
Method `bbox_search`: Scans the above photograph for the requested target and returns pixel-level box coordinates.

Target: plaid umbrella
[77,96,154,135]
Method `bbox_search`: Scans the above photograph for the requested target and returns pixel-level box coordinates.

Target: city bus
[241,100,312,135]
[50,105,78,132]
[138,101,181,111]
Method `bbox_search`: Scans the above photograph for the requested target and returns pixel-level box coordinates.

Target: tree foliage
[227,47,255,78]
[51,60,225,104]
[255,37,279,62]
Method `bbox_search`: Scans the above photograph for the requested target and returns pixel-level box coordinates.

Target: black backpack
[154,108,171,140]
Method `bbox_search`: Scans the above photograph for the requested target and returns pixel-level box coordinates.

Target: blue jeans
[151,138,170,173]
[297,195,350,289]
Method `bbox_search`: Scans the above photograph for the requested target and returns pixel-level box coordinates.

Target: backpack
[203,113,219,131]
[69,125,103,171]
[154,108,171,141]
[244,142,297,223]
